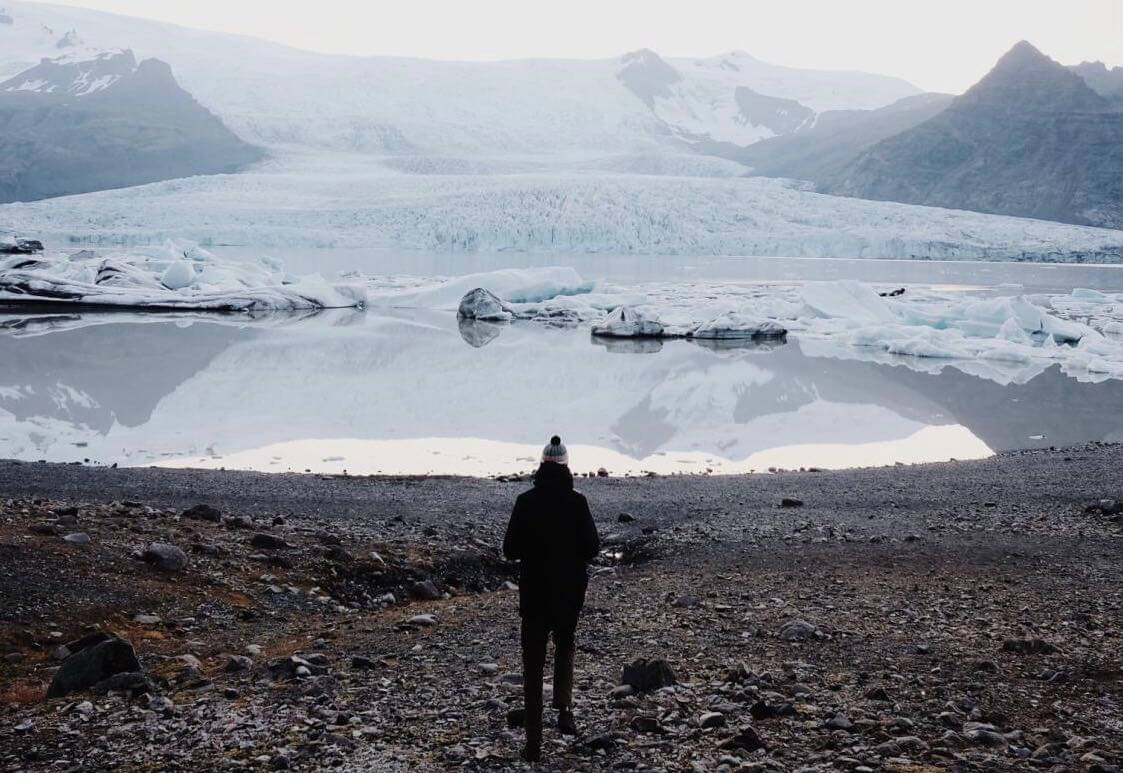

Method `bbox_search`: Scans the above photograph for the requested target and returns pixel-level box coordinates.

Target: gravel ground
[0,444,1120,772]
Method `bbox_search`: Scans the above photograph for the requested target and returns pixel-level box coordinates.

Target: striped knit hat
[541,435,569,465]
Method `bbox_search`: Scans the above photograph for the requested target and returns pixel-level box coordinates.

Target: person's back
[503,436,599,762]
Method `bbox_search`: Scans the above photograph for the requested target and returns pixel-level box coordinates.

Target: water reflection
[458,317,504,348]
[1,309,1121,475]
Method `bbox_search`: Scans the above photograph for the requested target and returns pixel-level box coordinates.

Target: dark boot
[557,707,578,735]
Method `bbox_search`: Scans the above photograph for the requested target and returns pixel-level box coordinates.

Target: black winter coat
[503,463,600,627]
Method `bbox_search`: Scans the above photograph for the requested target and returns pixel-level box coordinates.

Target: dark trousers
[520,617,576,747]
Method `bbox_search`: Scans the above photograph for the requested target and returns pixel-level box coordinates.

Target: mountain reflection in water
[1,309,1120,475]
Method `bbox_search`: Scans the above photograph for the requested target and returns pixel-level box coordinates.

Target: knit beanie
[541,435,569,465]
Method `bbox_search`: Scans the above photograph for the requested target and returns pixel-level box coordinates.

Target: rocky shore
[0,445,1120,772]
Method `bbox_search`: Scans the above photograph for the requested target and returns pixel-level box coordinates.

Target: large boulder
[592,306,664,338]
[47,635,141,698]
[692,311,787,339]
[457,288,512,321]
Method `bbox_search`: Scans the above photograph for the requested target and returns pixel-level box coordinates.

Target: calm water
[2,300,1121,475]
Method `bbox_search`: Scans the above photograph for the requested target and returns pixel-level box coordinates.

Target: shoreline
[0,444,1120,771]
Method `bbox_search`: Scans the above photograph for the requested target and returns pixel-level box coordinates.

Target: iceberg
[0,242,366,312]
[691,311,788,340]
[370,266,592,309]
[456,288,512,321]
[800,280,897,324]
[591,306,665,338]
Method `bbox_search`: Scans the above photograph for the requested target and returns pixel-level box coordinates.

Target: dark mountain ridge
[0,49,263,203]
[824,41,1121,228]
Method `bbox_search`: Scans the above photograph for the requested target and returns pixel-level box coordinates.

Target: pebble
[63,532,91,545]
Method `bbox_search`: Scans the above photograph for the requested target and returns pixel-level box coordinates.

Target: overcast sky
[29,0,1123,93]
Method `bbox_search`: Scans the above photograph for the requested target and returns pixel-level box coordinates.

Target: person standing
[503,435,600,762]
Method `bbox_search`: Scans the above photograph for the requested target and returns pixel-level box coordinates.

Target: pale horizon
[19,0,1123,93]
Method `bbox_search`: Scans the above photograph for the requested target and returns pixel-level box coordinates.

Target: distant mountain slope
[824,41,1121,228]
[0,49,263,203]
[0,2,918,155]
[735,92,954,181]
[1070,61,1123,102]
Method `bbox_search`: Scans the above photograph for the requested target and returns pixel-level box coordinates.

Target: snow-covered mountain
[0,1,918,155]
[0,47,262,203]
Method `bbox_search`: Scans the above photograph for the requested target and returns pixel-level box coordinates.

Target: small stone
[351,656,377,670]
[133,614,161,626]
[63,532,91,545]
[142,543,188,572]
[864,686,891,701]
[478,662,499,675]
[700,711,726,728]
[182,504,221,522]
[780,497,804,508]
[406,614,437,626]
[1002,638,1059,655]
[721,726,766,752]
[778,619,820,641]
[408,580,443,601]
[826,714,854,731]
[148,694,174,716]
[250,533,292,550]
[621,658,677,692]
[617,513,635,523]
[225,655,253,672]
[631,715,664,734]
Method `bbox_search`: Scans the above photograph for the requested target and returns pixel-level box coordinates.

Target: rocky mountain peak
[958,39,1108,113]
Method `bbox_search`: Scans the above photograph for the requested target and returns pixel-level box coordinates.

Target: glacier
[0,152,1118,261]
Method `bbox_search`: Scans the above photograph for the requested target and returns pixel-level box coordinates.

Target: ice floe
[0,242,366,311]
[405,267,1123,381]
[591,306,664,338]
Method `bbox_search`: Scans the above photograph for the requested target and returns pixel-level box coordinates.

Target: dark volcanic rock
[721,725,767,752]
[408,580,443,601]
[142,542,188,571]
[182,504,222,522]
[250,533,293,550]
[1002,638,1060,655]
[621,658,677,692]
[47,636,141,698]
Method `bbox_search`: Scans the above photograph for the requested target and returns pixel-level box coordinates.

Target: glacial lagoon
[2,253,1121,476]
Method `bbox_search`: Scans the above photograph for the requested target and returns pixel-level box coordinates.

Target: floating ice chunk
[1071,288,1109,302]
[591,306,664,338]
[0,244,364,311]
[160,261,196,291]
[979,341,1034,363]
[995,317,1033,345]
[800,280,896,324]
[374,267,592,309]
[692,311,787,339]
[457,288,512,321]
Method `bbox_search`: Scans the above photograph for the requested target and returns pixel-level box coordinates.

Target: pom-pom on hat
[541,435,569,465]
